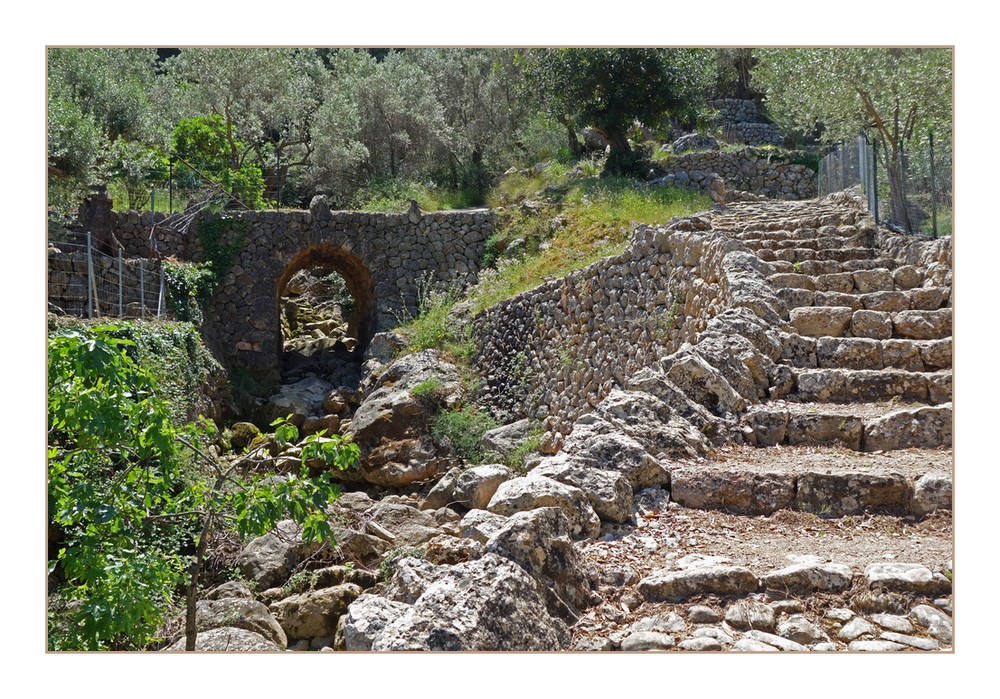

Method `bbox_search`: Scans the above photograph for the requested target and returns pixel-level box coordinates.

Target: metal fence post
[157,266,164,320]
[929,130,938,239]
[86,231,94,318]
[140,261,145,321]
[118,247,124,317]
[169,155,173,214]
[872,139,880,224]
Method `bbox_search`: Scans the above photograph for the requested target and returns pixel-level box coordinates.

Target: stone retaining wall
[655,148,816,200]
[708,99,784,147]
[474,217,784,433]
[47,249,162,318]
[110,210,189,259]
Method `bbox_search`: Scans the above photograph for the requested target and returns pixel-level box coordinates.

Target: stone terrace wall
[48,249,162,318]
[110,211,189,259]
[474,217,785,434]
[655,148,816,200]
[708,98,783,147]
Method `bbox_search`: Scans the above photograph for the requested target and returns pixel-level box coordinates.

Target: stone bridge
[195,202,495,384]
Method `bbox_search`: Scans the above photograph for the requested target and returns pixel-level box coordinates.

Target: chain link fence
[818,131,952,238]
[48,233,165,320]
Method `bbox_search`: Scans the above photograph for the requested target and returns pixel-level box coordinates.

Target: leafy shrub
[431,406,498,464]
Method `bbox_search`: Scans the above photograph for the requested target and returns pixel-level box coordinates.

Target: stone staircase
[714,199,952,456]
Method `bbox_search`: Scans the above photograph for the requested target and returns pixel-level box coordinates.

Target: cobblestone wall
[109,210,189,259]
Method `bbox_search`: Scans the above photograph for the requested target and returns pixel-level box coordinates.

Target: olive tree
[523,48,714,176]
[754,48,953,230]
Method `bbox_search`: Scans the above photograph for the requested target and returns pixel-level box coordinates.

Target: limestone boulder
[369,553,570,650]
[536,452,628,513]
[851,310,893,340]
[892,309,952,340]
[268,376,334,423]
[341,594,412,651]
[591,389,714,459]
[237,520,321,591]
[485,507,594,621]
[481,419,536,458]
[422,534,484,565]
[561,417,668,487]
[269,583,363,642]
[795,472,911,516]
[911,473,952,517]
[863,404,952,452]
[789,306,853,337]
[458,509,509,544]
[487,476,601,540]
[177,597,287,649]
[163,627,281,652]
[637,565,759,601]
[761,561,854,594]
[662,348,749,416]
[670,468,794,515]
[453,464,516,510]
[865,563,952,596]
[365,501,443,547]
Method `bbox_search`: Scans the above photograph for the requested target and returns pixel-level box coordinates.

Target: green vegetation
[351,178,483,212]
[430,406,498,464]
[162,216,245,324]
[47,325,359,651]
[475,179,711,313]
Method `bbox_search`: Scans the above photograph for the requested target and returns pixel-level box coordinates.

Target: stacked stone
[47,248,162,318]
[708,98,784,147]
[474,220,757,433]
[110,210,189,259]
[654,148,816,200]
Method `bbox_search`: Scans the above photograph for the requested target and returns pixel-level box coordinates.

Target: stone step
[786,307,952,341]
[743,401,952,452]
[775,287,951,313]
[741,236,864,252]
[731,225,861,242]
[769,258,901,275]
[792,368,951,404]
[756,247,876,263]
[778,334,952,371]
[666,445,951,517]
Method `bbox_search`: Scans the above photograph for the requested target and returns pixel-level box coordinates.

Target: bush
[431,406,498,464]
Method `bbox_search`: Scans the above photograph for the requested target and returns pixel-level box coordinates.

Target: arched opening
[275,244,376,386]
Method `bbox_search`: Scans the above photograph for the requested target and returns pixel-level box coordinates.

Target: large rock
[590,389,714,459]
[485,507,594,622]
[864,563,952,595]
[163,627,281,652]
[268,376,335,423]
[238,520,321,591]
[341,595,412,651]
[670,468,794,515]
[561,418,669,488]
[795,472,911,516]
[453,464,515,510]
[179,597,287,649]
[531,455,632,523]
[911,473,953,517]
[348,350,462,486]
[863,404,952,452]
[637,565,759,601]
[269,583,363,642]
[365,501,442,546]
[369,553,570,650]
[892,309,952,340]
[487,476,601,540]
[761,561,854,594]
[789,306,854,337]
[458,509,509,543]
[662,348,749,416]
[481,419,536,457]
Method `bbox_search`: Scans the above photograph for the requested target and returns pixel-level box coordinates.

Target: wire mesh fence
[48,234,165,320]
[817,131,952,238]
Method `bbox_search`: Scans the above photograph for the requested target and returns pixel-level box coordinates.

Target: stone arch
[275,243,377,357]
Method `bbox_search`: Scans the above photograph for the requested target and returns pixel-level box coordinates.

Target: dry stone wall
[655,148,816,200]
[109,210,189,259]
[474,217,785,434]
[47,248,162,318]
[708,98,784,147]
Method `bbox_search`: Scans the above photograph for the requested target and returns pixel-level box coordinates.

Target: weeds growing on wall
[431,405,498,465]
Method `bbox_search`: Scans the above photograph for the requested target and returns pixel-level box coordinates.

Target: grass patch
[352,178,483,213]
[472,179,710,313]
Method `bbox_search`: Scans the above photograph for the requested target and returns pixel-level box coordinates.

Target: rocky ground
[178,192,954,653]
